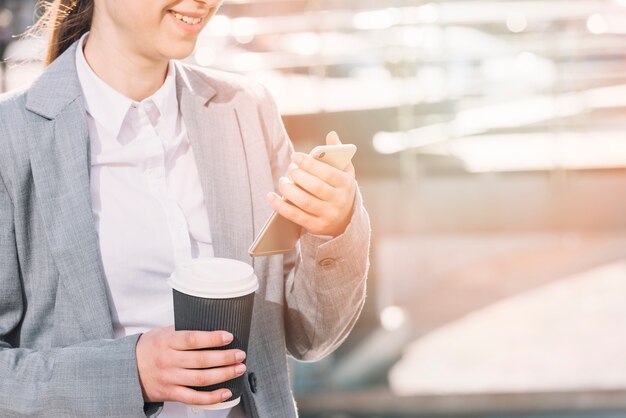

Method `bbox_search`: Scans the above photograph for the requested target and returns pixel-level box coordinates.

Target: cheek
[107,1,159,38]
[121,8,182,55]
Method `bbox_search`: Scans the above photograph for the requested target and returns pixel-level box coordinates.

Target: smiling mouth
[170,11,204,25]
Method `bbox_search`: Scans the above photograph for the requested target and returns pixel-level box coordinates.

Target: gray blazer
[0,40,371,418]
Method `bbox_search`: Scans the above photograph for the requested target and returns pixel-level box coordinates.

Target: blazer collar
[173,60,216,105]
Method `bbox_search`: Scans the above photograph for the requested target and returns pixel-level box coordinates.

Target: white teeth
[172,12,202,25]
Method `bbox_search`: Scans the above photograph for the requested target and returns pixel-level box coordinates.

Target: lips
[170,10,204,25]
[168,12,206,35]
[169,8,208,18]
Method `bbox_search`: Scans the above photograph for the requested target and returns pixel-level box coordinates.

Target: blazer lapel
[176,64,255,265]
[25,43,114,340]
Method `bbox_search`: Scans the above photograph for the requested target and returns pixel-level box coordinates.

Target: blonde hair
[28,0,94,66]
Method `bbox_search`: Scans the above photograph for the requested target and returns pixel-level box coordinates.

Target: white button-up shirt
[75,32,242,418]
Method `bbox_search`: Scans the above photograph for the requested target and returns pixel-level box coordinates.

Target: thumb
[326,131,342,145]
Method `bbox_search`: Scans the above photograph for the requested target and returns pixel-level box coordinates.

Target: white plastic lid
[167,258,258,299]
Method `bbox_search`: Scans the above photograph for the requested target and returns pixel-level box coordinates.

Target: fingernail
[279,176,291,185]
[235,351,246,361]
[222,390,232,400]
[236,364,247,374]
[223,333,233,344]
[288,162,298,171]
[267,192,275,202]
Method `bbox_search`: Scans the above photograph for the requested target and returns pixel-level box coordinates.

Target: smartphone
[248,144,357,257]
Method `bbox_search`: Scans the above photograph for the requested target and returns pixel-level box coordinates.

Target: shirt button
[319,258,336,267]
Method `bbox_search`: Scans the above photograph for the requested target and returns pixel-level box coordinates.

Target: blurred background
[3,0,626,417]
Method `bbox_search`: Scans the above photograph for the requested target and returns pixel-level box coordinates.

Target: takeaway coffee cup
[167,258,258,410]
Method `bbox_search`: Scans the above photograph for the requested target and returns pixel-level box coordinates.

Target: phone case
[248,144,357,257]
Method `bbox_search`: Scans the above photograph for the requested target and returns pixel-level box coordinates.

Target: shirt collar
[75,32,177,140]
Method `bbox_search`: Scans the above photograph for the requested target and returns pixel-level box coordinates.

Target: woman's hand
[136,326,247,405]
[267,131,356,237]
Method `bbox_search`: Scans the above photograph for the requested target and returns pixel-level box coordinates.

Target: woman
[0,0,370,417]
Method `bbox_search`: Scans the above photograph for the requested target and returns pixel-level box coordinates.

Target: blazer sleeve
[256,85,372,362]
[0,171,155,417]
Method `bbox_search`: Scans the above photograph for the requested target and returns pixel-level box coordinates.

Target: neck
[82,29,168,102]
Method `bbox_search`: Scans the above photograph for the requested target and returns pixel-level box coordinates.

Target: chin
[160,40,197,60]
